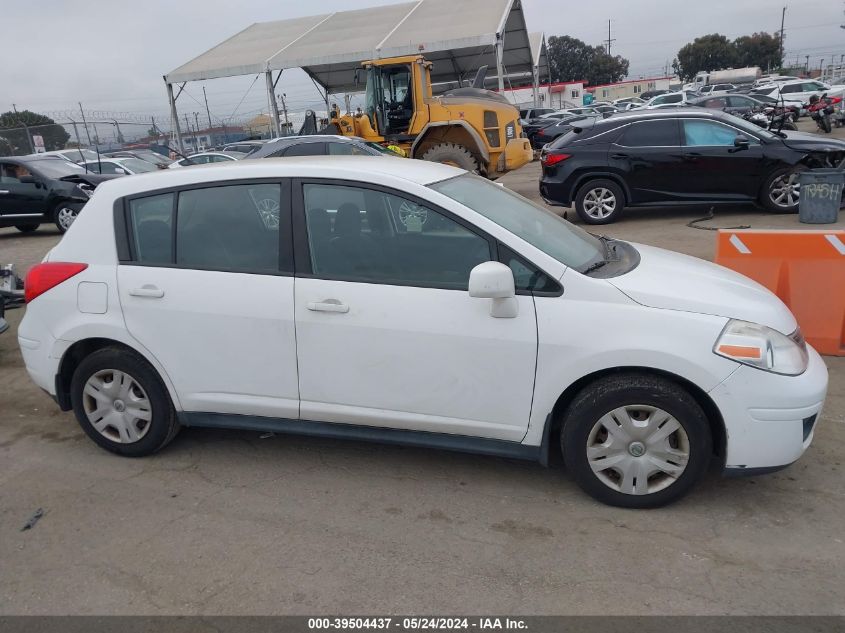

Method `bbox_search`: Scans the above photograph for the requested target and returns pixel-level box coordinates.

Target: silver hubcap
[586,405,690,496]
[82,369,152,443]
[583,188,616,219]
[769,173,801,208]
[57,207,78,230]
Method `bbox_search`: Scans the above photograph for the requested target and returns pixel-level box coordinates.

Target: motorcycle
[807,94,842,133]
[741,107,797,132]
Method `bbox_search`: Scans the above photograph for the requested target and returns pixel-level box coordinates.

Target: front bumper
[710,346,828,473]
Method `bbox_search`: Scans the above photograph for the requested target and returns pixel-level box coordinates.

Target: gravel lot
[1,140,844,615]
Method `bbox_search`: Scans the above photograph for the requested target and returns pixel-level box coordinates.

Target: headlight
[714,319,808,376]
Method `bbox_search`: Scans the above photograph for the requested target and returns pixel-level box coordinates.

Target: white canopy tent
[164,0,547,151]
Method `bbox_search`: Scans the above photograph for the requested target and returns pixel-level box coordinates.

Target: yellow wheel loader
[327,55,533,177]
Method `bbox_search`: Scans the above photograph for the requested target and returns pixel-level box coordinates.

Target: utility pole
[184,113,192,151]
[202,86,213,131]
[779,7,786,68]
[805,55,810,75]
[79,102,93,147]
[194,112,201,137]
[605,19,615,56]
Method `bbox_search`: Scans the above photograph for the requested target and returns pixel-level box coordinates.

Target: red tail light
[541,152,571,167]
[25,262,88,303]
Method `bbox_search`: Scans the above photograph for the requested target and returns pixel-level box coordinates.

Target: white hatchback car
[18,158,828,507]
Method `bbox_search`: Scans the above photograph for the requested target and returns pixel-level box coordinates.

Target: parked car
[643,92,688,108]
[687,93,769,115]
[538,108,845,224]
[756,79,845,105]
[168,151,246,168]
[36,149,101,164]
[0,155,117,232]
[749,85,810,115]
[80,157,160,176]
[519,107,556,122]
[16,157,828,507]
[612,97,646,107]
[542,107,599,118]
[247,135,402,159]
[103,150,173,169]
[639,89,670,101]
[529,115,597,149]
[697,83,737,96]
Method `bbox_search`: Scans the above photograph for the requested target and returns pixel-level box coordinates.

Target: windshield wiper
[581,260,608,274]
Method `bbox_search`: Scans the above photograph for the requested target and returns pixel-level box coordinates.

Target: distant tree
[0,110,69,155]
[675,34,737,81]
[547,35,630,87]
[734,32,783,71]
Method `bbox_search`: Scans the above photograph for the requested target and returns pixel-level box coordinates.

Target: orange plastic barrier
[715,229,845,356]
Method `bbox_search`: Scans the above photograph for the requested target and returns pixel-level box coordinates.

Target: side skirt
[180,412,543,463]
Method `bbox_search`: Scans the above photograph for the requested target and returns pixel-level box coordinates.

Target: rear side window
[129,194,174,265]
[285,143,325,157]
[619,120,679,146]
[127,183,286,273]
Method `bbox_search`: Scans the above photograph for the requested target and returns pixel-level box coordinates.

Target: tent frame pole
[265,69,282,138]
[165,80,185,154]
[495,34,506,92]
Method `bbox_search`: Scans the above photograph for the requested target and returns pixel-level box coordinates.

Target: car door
[608,119,683,203]
[116,180,299,419]
[677,118,764,201]
[0,161,50,219]
[292,180,537,441]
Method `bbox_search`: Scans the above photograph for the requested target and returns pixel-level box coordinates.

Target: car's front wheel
[574,179,625,224]
[561,373,712,508]
[70,347,180,457]
[53,202,84,233]
[760,166,804,213]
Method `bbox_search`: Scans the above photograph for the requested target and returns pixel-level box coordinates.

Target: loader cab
[362,57,431,139]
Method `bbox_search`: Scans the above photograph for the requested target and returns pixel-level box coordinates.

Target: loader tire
[420,143,479,172]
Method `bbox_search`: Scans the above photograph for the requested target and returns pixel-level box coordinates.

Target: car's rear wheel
[561,373,712,508]
[70,347,179,457]
[53,202,84,233]
[575,179,625,224]
[760,166,805,213]
[14,224,39,233]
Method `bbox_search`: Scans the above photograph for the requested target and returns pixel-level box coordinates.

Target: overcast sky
[2,0,842,135]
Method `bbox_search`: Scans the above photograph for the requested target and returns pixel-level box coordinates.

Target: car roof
[91,156,462,200]
[5,154,72,164]
[596,107,728,125]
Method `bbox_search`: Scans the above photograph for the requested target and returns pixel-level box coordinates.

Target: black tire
[561,373,712,508]
[821,116,832,133]
[759,166,805,213]
[14,224,39,233]
[53,202,84,233]
[70,347,179,457]
[420,142,479,172]
[574,179,625,224]
[781,121,798,131]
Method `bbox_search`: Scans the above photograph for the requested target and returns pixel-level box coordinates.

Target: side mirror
[733,135,750,149]
[19,175,41,187]
[114,168,127,175]
[468,261,518,318]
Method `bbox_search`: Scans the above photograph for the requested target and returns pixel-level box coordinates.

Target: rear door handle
[307,299,349,313]
[129,285,164,298]
[610,153,628,159]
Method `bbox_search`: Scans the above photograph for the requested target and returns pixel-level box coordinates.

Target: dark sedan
[528,115,598,150]
[0,155,117,232]
[539,109,845,224]
[248,135,401,159]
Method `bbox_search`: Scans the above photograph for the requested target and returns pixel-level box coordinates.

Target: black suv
[539,109,845,224]
[0,155,116,232]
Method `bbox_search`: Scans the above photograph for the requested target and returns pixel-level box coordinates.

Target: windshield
[364,141,402,156]
[60,149,98,162]
[430,174,603,271]
[727,116,779,140]
[28,158,85,179]
[122,158,158,173]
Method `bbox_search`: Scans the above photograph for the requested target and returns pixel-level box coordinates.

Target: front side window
[620,120,680,146]
[303,183,491,289]
[683,120,754,146]
[128,184,284,272]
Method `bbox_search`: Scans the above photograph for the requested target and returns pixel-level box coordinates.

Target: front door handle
[129,285,164,298]
[307,299,349,313]
[610,153,628,160]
